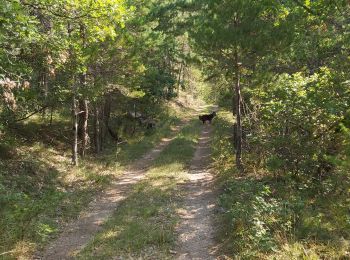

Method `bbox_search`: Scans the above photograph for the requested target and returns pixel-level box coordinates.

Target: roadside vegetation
[0,100,194,259]
[1,0,350,259]
[212,110,350,259]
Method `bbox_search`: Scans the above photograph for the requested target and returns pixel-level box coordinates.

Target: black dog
[199,111,216,124]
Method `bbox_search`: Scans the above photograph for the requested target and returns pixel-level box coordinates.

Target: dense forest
[1,0,350,259]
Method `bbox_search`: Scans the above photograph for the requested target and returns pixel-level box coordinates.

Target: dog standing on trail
[199,111,216,124]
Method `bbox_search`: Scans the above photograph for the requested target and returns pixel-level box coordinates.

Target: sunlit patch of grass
[77,120,202,259]
[114,115,181,167]
[10,240,36,260]
[211,111,237,183]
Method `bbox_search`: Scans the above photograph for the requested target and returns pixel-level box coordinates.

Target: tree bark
[68,22,78,166]
[41,72,49,117]
[132,103,136,135]
[34,9,52,119]
[100,94,112,146]
[103,94,111,133]
[100,103,105,151]
[72,89,79,166]
[93,103,101,154]
[177,61,184,94]
[78,99,89,157]
[234,49,244,172]
[78,23,89,157]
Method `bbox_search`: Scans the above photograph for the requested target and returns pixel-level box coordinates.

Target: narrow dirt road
[176,124,217,259]
[38,123,186,260]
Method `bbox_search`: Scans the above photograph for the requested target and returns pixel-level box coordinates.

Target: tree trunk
[177,61,184,94]
[103,94,111,133]
[78,99,89,157]
[72,90,79,166]
[78,23,89,157]
[100,94,112,147]
[68,22,78,165]
[35,9,52,119]
[49,106,53,126]
[100,103,105,151]
[93,103,101,154]
[132,103,136,135]
[42,72,49,117]
[234,49,243,172]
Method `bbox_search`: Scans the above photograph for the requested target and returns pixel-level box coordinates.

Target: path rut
[38,123,185,260]
[176,124,217,259]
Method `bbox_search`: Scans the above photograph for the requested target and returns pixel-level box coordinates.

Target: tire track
[176,124,218,259]
[38,123,186,260]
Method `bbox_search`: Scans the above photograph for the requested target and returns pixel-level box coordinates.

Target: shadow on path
[38,124,186,260]
[176,124,218,260]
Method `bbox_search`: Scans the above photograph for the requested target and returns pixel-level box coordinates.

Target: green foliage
[0,106,183,258]
[213,110,350,259]
[220,182,280,254]
[142,67,176,101]
[1,0,350,258]
[248,68,348,178]
[0,0,188,127]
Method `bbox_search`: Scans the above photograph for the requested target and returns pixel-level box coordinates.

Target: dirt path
[38,123,186,260]
[176,124,217,259]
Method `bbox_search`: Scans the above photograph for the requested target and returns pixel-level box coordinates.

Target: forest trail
[38,122,186,260]
[176,123,217,259]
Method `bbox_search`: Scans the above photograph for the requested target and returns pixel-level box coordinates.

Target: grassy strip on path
[0,110,183,259]
[77,119,202,259]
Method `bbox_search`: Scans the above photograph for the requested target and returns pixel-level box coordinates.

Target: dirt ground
[37,124,185,260]
[38,118,219,260]
[176,124,218,259]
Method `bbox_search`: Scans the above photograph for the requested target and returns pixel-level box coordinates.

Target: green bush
[249,68,349,179]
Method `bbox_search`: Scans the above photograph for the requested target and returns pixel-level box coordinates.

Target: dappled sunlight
[0,102,192,258]
[176,123,218,259]
[42,126,197,258]
[10,240,36,260]
[76,177,180,259]
[74,119,202,259]
[2,0,348,258]
[100,229,122,240]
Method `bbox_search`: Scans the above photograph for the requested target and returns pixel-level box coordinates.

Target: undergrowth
[77,119,202,259]
[212,110,350,259]
[0,102,191,259]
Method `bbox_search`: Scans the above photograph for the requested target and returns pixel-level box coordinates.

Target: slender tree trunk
[78,99,89,157]
[42,72,49,117]
[177,62,184,94]
[234,49,243,172]
[100,103,105,151]
[72,87,79,166]
[34,9,51,119]
[103,94,111,133]
[68,22,78,166]
[49,106,53,126]
[132,103,136,135]
[93,102,101,154]
[78,23,89,157]
[99,94,112,148]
